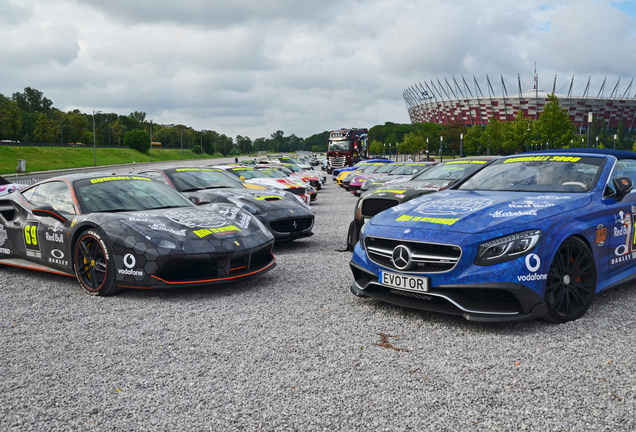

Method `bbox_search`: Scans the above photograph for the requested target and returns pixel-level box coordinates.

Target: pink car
[0,177,27,196]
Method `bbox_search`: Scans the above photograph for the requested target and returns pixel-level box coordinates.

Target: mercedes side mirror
[613,176,633,201]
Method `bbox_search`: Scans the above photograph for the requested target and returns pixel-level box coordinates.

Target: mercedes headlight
[475,229,542,266]
[359,221,367,250]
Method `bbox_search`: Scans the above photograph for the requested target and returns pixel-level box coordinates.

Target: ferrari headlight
[124,222,179,249]
[227,197,261,215]
[475,229,542,266]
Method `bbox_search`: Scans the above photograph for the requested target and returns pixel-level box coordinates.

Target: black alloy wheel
[544,237,596,322]
[74,229,119,295]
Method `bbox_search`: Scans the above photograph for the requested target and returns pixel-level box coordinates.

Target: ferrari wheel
[74,229,119,296]
[544,237,596,322]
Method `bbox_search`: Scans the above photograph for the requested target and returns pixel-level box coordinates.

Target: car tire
[74,228,120,296]
[543,236,596,323]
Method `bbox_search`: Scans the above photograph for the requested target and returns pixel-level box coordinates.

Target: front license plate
[379,270,430,293]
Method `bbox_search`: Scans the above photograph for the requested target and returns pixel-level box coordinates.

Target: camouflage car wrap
[136,167,315,242]
[0,174,276,295]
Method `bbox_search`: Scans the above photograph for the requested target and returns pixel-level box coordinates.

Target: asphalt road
[1,177,635,431]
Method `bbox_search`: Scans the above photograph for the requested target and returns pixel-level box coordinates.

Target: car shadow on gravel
[358,297,557,333]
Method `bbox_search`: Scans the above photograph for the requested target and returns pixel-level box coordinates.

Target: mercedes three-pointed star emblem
[391,244,413,270]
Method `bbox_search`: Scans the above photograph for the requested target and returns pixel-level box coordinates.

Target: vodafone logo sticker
[124,254,136,269]
[525,254,541,272]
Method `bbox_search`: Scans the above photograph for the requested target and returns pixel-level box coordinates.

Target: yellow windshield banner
[373,190,407,194]
[90,176,151,184]
[445,160,487,165]
[175,168,217,172]
[503,156,581,164]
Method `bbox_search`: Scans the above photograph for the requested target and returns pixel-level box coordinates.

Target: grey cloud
[2,0,636,139]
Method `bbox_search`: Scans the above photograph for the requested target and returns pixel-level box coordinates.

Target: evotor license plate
[379,270,430,293]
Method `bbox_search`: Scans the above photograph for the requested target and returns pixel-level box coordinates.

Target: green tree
[0,100,23,140]
[401,132,426,157]
[369,140,384,156]
[535,93,576,149]
[235,135,252,154]
[505,110,534,153]
[111,119,127,145]
[124,129,151,153]
[66,110,89,143]
[484,117,505,155]
[12,87,52,113]
[129,111,146,123]
[33,113,57,143]
[463,125,484,155]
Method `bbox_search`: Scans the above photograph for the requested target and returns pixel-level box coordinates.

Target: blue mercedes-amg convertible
[350,149,636,322]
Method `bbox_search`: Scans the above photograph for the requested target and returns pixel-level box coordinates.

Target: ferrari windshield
[228,168,268,179]
[375,164,399,173]
[459,156,604,192]
[329,140,350,152]
[413,160,489,181]
[391,164,432,175]
[75,177,193,213]
[168,169,242,191]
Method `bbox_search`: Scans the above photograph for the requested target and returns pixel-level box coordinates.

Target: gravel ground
[1,180,636,431]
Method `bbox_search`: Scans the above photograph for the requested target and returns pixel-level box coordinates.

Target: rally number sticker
[24,222,40,252]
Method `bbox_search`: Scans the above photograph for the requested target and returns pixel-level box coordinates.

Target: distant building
[403,74,636,132]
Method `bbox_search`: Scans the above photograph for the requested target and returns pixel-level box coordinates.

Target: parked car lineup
[2,150,636,324]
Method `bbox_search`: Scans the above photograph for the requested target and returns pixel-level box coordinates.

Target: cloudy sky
[2,0,636,139]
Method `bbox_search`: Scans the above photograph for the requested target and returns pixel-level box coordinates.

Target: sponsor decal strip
[395,215,459,225]
[193,225,242,238]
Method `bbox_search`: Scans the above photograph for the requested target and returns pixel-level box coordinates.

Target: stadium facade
[403,75,636,132]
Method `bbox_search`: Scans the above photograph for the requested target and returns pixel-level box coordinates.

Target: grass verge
[0,147,224,175]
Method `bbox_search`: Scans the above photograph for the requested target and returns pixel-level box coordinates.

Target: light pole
[595,136,598,148]
[150,120,154,162]
[460,133,463,157]
[92,110,102,166]
[614,134,617,150]
[587,112,593,148]
[426,138,429,159]
[440,136,443,162]
[201,130,207,156]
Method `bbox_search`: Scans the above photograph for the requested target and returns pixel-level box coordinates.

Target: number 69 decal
[24,222,40,251]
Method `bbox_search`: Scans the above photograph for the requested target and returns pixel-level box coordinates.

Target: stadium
[403,74,636,133]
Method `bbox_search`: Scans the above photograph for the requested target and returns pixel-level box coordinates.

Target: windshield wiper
[93,208,135,213]
[152,205,186,210]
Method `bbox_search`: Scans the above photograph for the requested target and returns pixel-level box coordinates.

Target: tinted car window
[610,159,636,188]
[459,156,603,192]
[167,169,243,191]
[74,177,193,213]
[23,181,76,214]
